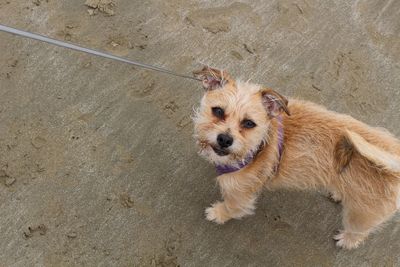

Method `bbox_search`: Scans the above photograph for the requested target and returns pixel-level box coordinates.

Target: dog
[192,67,400,249]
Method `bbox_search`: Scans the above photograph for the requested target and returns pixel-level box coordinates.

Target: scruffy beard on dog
[192,67,400,249]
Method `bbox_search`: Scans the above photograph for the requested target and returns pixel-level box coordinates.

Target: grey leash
[0,24,201,82]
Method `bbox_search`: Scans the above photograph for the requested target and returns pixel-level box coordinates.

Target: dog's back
[281,99,400,209]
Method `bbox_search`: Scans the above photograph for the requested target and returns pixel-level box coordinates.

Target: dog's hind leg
[334,202,397,249]
[333,131,400,248]
[205,172,263,224]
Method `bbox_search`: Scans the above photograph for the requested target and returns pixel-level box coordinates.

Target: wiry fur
[193,68,400,249]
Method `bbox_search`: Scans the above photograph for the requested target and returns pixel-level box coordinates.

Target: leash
[0,24,201,82]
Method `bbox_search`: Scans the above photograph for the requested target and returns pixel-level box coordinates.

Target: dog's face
[193,67,290,166]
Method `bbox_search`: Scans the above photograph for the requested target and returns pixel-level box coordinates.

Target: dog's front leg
[206,172,262,224]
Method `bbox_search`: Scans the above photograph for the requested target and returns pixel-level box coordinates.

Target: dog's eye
[212,107,225,119]
[242,119,256,129]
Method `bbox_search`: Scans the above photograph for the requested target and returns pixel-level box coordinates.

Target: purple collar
[216,116,284,175]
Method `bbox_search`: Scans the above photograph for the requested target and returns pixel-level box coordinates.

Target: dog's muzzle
[211,145,230,156]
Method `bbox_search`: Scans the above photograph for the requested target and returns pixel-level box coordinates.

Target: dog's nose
[217,134,233,148]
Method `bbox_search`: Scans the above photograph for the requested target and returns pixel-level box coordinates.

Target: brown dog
[193,67,400,249]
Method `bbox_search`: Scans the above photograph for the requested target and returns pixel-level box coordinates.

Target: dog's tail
[343,130,400,173]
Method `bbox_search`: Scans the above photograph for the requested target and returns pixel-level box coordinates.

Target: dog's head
[193,67,290,166]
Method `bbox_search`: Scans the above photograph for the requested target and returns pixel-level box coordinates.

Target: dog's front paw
[328,191,342,203]
[205,202,230,224]
[333,230,365,249]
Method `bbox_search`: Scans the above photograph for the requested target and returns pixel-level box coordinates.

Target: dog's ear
[193,67,233,91]
[261,88,290,117]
